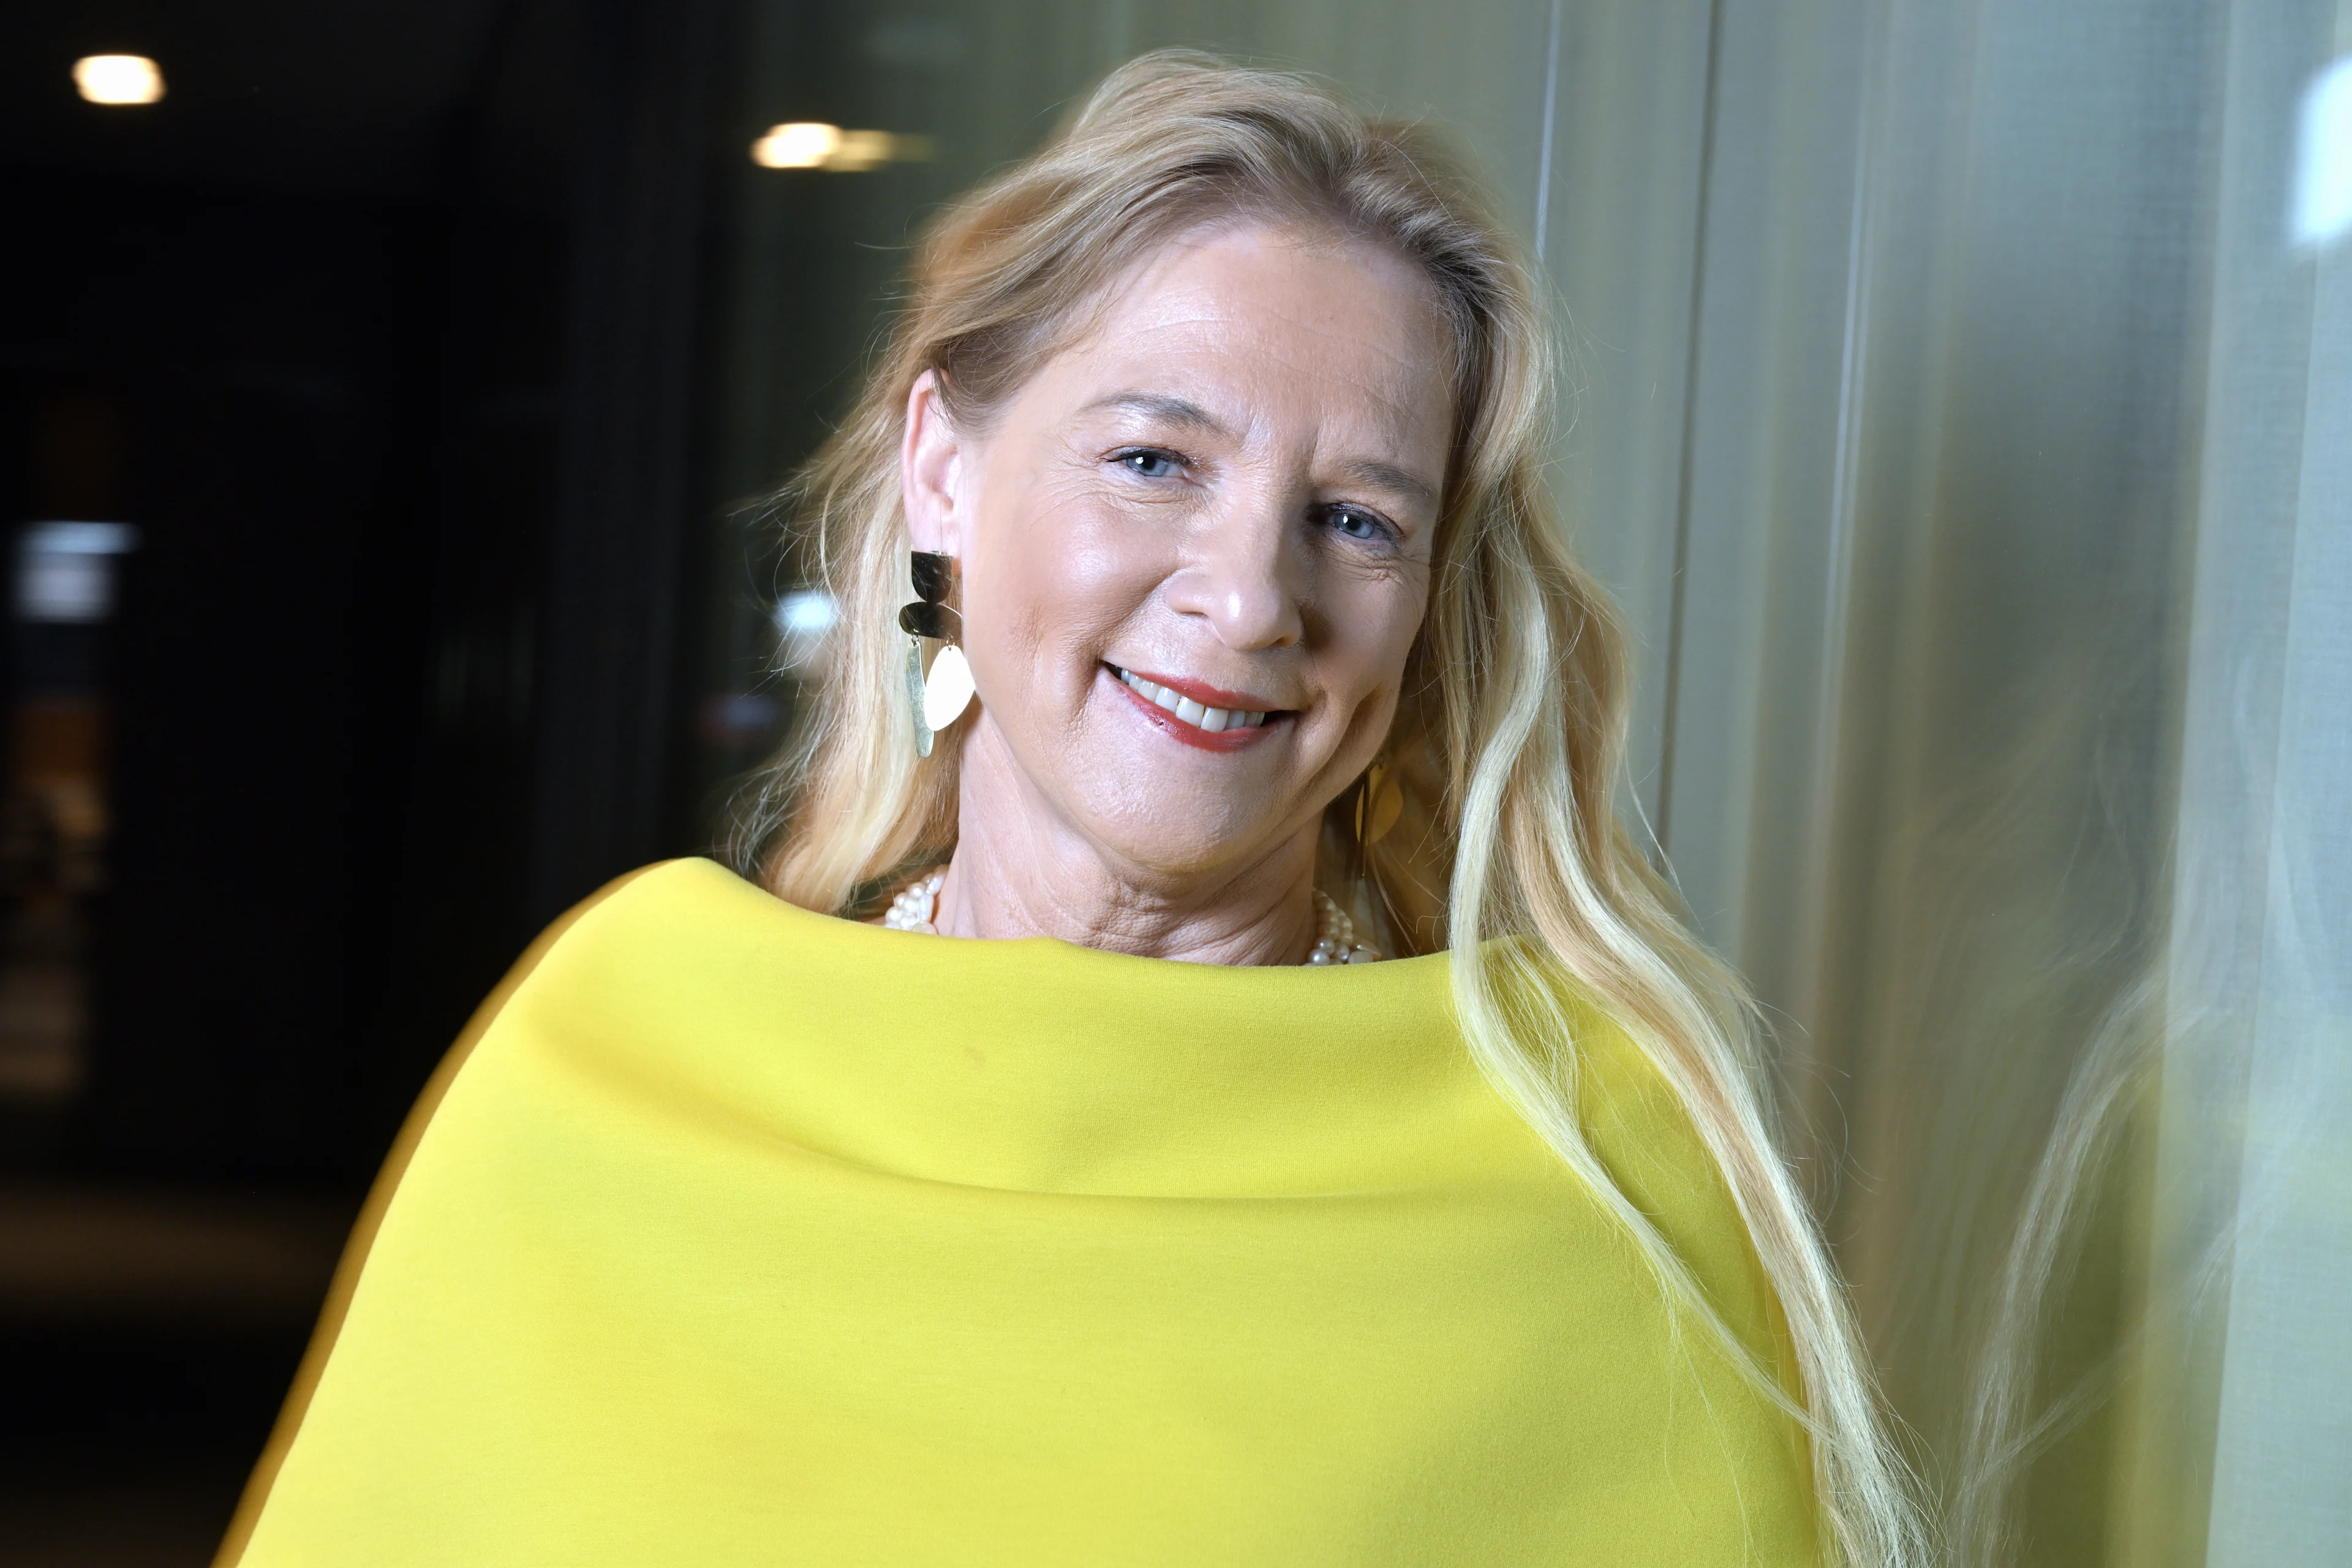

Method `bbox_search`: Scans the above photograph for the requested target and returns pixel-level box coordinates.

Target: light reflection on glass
[773,590,838,635]
[17,522,138,624]
[2293,55,2352,246]
[772,589,837,673]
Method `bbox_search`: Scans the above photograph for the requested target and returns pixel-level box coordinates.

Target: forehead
[1042,222,1455,441]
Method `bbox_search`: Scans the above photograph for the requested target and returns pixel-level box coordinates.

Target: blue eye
[1120,449,1180,479]
[1329,507,1389,543]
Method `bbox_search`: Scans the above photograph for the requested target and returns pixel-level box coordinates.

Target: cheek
[965,481,1166,699]
[1329,573,1430,701]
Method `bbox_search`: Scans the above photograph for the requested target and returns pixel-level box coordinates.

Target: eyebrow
[1087,391,1441,507]
[1340,459,1438,506]
[1084,390,1235,435]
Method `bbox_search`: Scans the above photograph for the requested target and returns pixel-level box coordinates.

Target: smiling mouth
[1106,665,1278,734]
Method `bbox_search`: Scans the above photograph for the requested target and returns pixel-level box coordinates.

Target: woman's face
[903,222,1451,885]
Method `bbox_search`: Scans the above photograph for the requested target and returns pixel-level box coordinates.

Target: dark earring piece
[897,601,960,641]
[910,549,953,603]
[898,550,962,642]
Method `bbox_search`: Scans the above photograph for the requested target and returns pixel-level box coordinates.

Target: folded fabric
[224,857,1817,1566]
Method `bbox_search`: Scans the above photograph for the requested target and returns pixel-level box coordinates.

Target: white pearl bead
[883,872,944,932]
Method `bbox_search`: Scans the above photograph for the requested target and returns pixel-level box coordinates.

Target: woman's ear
[900,370,965,557]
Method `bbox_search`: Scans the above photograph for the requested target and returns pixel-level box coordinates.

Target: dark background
[0,1,756,1559]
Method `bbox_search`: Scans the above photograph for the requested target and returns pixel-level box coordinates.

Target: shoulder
[461,856,869,1095]
[526,856,797,967]
[499,858,826,1020]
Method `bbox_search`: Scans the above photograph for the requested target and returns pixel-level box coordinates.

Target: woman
[222,54,1922,1567]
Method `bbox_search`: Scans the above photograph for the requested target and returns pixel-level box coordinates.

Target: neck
[932,723,1323,966]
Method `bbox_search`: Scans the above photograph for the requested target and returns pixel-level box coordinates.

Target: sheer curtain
[1638,3,2350,1561]
[704,0,2352,1557]
[2159,9,2351,1562]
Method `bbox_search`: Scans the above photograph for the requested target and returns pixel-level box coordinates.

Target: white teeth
[1112,666,1271,732]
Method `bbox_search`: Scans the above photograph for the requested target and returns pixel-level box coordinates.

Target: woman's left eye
[1117,449,1182,480]
[1327,507,1392,544]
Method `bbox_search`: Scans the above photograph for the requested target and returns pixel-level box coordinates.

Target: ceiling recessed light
[751,123,935,172]
[74,55,165,107]
[752,123,843,169]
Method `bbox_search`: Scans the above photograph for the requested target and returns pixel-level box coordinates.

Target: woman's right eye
[1117,448,1182,480]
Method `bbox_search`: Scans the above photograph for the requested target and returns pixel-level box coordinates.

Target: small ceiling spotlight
[752,122,842,169]
[74,55,165,106]
[751,123,935,172]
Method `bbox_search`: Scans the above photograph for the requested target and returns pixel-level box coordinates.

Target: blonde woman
[222,53,1924,1568]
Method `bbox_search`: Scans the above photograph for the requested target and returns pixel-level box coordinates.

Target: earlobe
[901,369,965,557]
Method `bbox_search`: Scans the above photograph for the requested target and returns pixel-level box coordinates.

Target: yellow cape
[223,858,1819,1565]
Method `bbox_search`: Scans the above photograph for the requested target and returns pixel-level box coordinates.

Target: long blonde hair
[729,51,1926,1565]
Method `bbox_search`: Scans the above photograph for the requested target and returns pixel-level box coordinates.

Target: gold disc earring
[1355,761,1404,846]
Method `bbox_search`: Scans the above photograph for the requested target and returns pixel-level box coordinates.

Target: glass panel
[0,399,137,1126]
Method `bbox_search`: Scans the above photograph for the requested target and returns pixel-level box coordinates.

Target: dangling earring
[899,550,975,756]
[1354,761,1403,847]
[1346,759,1403,958]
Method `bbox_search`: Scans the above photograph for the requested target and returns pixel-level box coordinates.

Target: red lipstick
[1116,668,1275,712]
[1102,665,1288,753]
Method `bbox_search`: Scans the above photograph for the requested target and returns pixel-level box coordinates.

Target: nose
[1163,483,1306,652]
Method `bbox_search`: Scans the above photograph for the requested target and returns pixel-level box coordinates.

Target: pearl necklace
[882,872,1382,965]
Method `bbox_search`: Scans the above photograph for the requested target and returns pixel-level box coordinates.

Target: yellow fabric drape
[223,858,1818,1565]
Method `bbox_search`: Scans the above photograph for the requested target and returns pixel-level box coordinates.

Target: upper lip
[1108,665,1284,713]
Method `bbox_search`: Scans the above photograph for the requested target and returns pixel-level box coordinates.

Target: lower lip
[1104,667,1284,753]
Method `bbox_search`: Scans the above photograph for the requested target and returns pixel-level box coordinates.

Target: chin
[1079,783,1283,882]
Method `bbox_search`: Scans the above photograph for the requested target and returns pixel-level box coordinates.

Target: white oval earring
[922,644,975,731]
